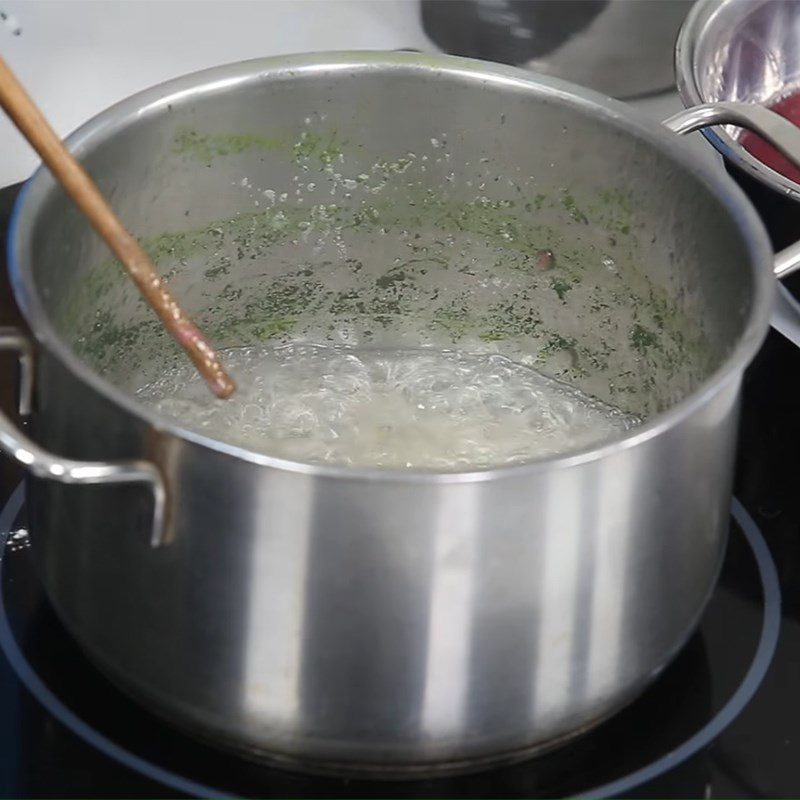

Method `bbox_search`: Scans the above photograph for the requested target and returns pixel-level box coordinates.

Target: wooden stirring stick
[0,55,236,399]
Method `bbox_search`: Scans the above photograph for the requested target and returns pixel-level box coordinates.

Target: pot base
[80,642,665,780]
[206,703,636,780]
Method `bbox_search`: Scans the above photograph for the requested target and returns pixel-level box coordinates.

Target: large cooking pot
[2,53,800,776]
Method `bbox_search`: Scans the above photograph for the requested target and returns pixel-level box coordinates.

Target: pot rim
[675,0,800,202]
[7,50,776,482]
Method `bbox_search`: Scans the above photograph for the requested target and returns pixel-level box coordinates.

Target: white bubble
[602,256,618,273]
[136,346,640,470]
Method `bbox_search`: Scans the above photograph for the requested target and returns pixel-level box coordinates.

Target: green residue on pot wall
[550,277,574,302]
[214,314,297,344]
[561,193,588,225]
[630,323,660,354]
[588,187,635,238]
[172,129,287,162]
[292,130,346,166]
[58,139,713,419]
[477,299,542,342]
[77,311,163,368]
[430,305,472,341]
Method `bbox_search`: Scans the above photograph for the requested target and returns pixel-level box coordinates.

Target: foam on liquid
[135,345,640,469]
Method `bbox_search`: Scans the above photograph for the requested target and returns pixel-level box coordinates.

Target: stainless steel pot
[676,0,800,199]
[2,53,800,777]
[675,0,800,354]
[675,0,800,343]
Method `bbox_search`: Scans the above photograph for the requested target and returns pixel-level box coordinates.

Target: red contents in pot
[739,91,800,184]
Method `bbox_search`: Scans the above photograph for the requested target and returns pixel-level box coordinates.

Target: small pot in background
[676,0,800,259]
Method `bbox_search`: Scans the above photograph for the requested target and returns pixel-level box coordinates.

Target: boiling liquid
[136,345,640,469]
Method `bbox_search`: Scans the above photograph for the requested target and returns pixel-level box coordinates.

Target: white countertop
[0,0,712,188]
[0,0,434,187]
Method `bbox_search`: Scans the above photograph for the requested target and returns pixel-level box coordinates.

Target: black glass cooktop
[0,181,799,798]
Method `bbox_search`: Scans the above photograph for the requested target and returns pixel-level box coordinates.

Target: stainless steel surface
[5,52,778,774]
[774,239,800,279]
[422,0,694,99]
[0,325,32,414]
[0,328,165,545]
[676,0,800,198]
[663,101,800,280]
[664,101,800,160]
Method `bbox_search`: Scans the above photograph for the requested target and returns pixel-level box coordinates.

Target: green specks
[203,255,232,279]
[220,284,242,302]
[542,333,578,355]
[211,276,325,344]
[74,313,165,372]
[537,333,583,374]
[173,126,347,167]
[376,270,407,289]
[591,187,635,238]
[599,187,633,215]
[57,258,126,333]
[346,258,363,273]
[630,323,659,354]
[251,318,295,341]
[173,129,286,162]
[246,278,323,320]
[430,305,472,341]
[476,298,541,342]
[160,203,314,266]
[373,157,414,178]
[212,317,294,344]
[143,230,195,262]
[561,193,589,224]
[646,285,677,330]
[350,205,381,227]
[479,331,509,342]
[292,130,344,166]
[549,277,573,302]
[534,193,547,211]
[328,289,363,315]
[58,148,715,423]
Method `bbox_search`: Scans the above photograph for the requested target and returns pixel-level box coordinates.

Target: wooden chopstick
[0,55,235,399]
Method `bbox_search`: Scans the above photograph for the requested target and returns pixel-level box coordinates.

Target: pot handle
[663,101,800,280]
[0,327,167,547]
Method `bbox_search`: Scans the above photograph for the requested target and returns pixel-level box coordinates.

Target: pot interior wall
[28,60,757,423]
